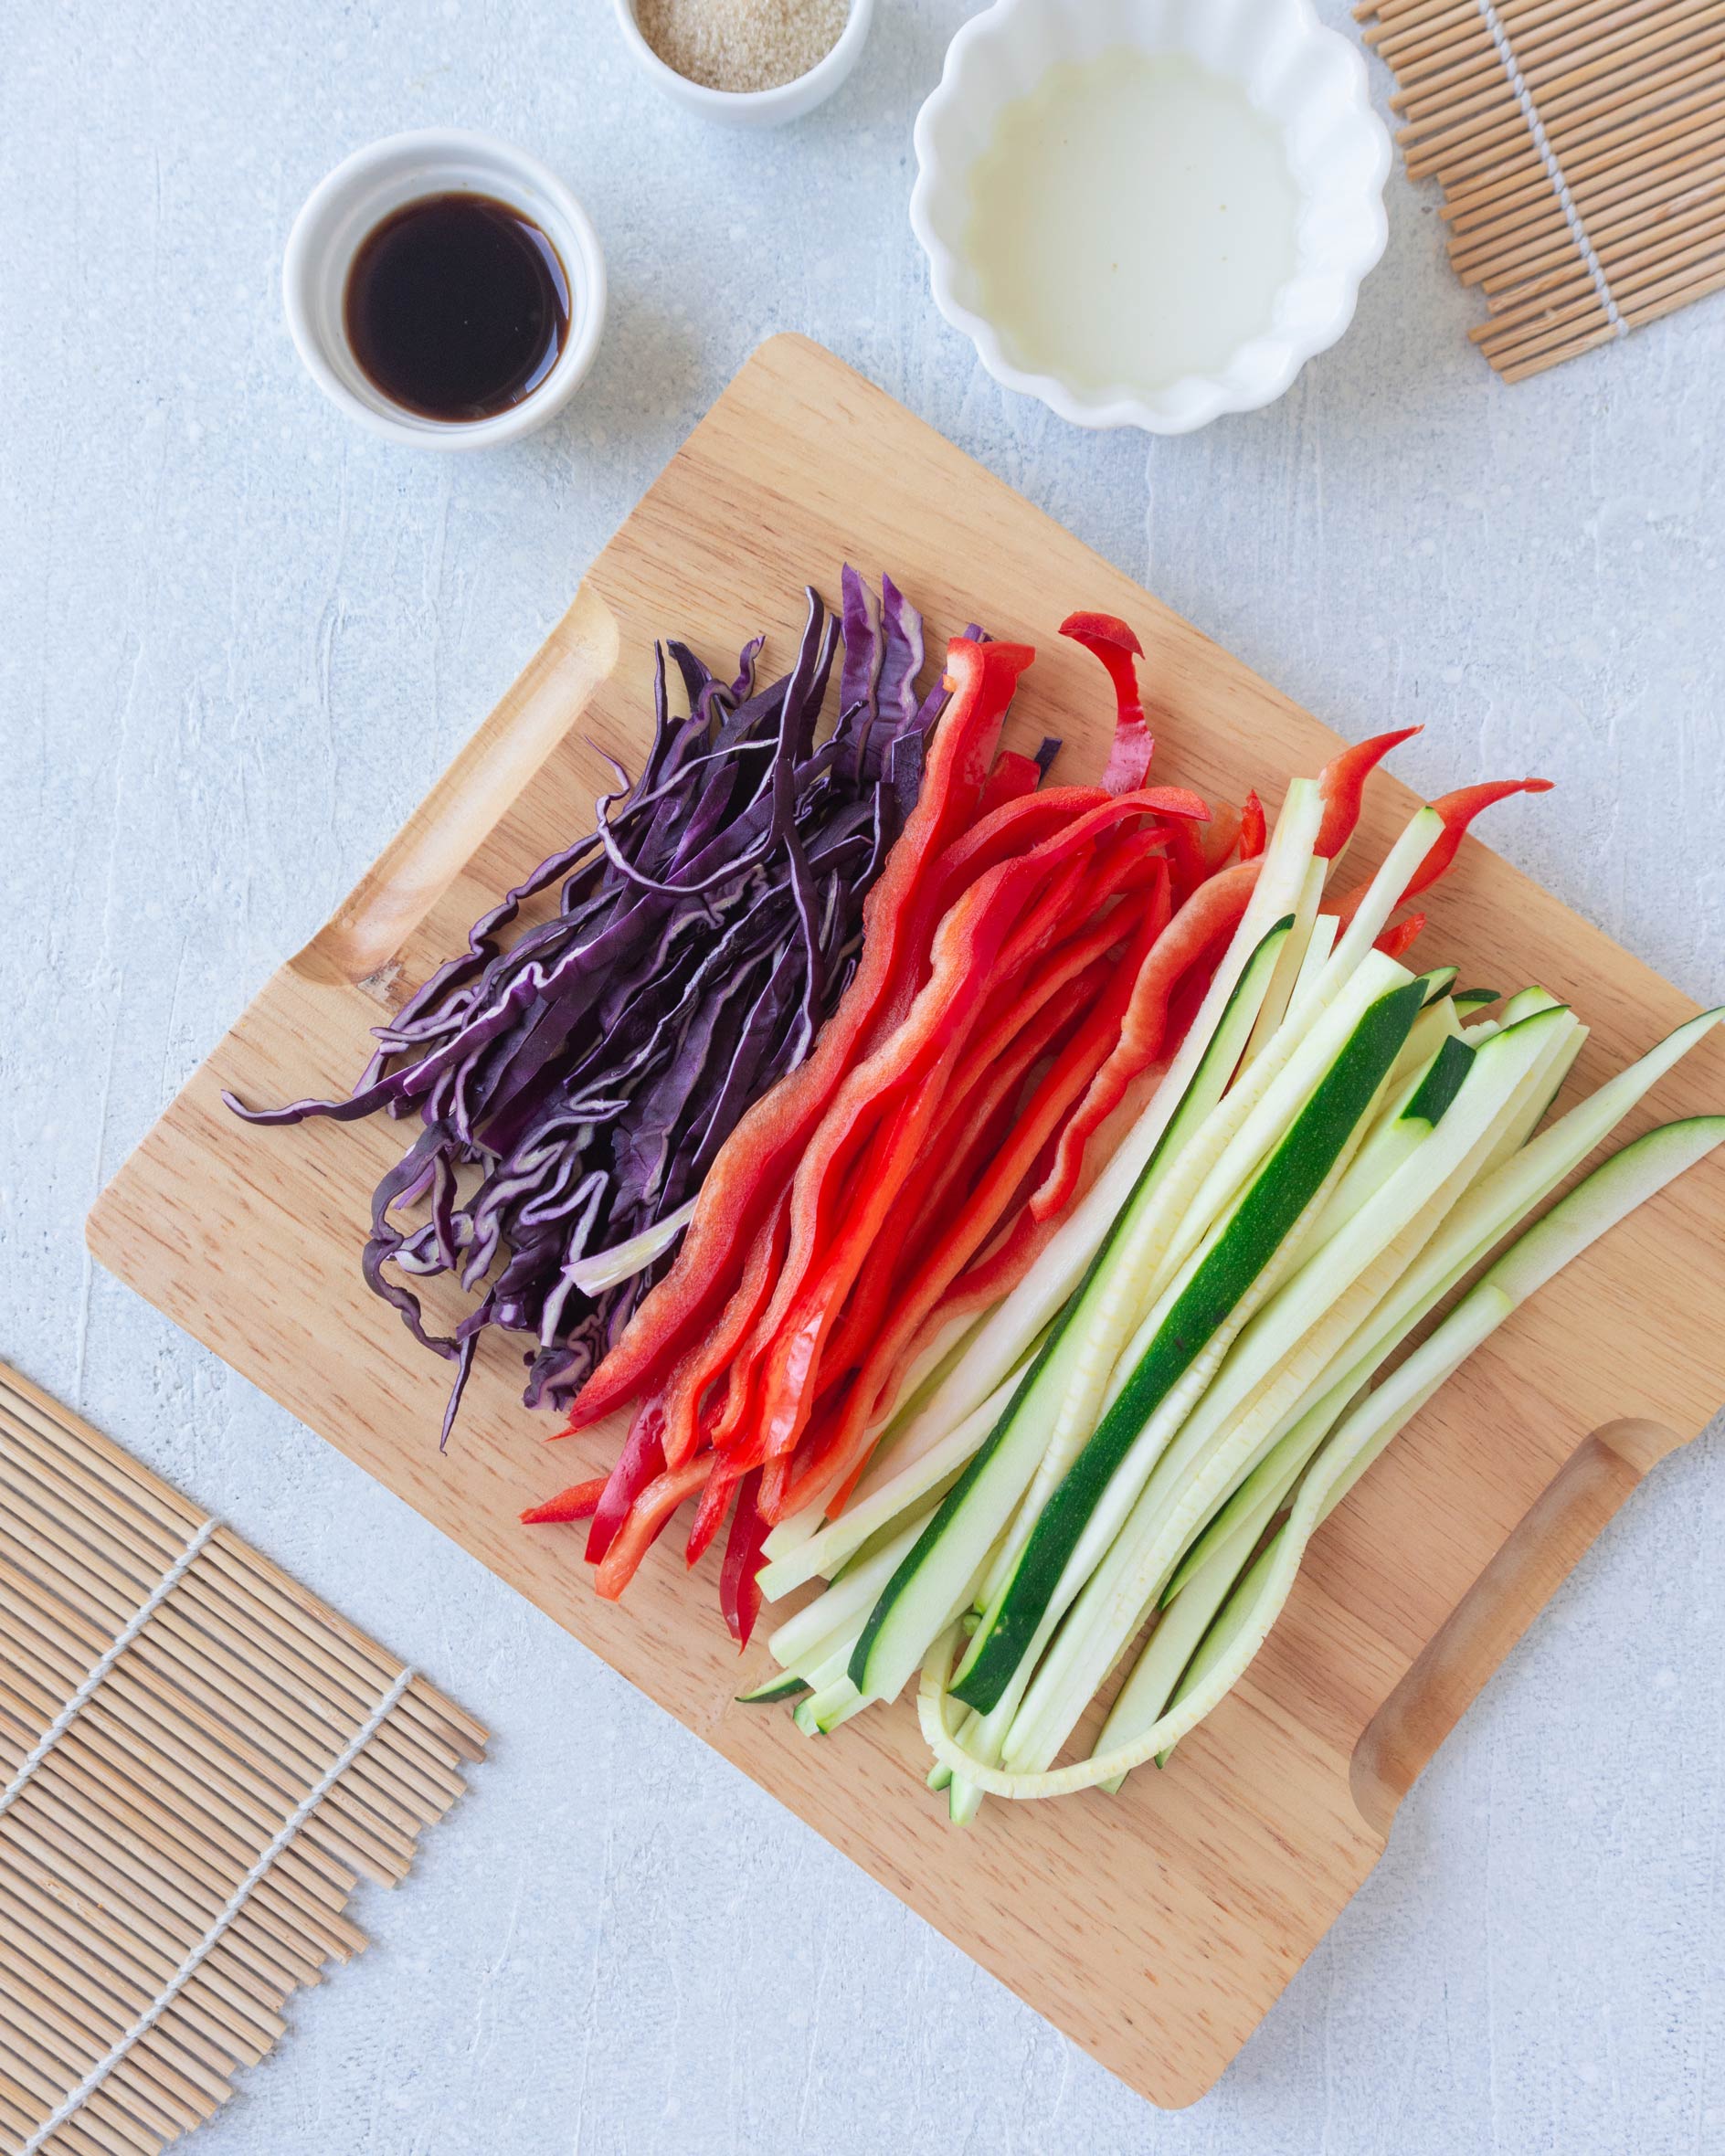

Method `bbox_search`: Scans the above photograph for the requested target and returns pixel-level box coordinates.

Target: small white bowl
[282,129,607,450]
[911,0,1391,434]
[610,0,874,128]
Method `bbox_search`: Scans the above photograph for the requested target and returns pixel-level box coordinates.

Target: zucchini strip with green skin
[1303,1024,1472,1251]
[948,971,1427,1715]
[757,1370,1021,1602]
[765,1507,937,1674]
[1297,1003,1724,1431]
[993,1007,1570,1770]
[953,962,1421,1726]
[916,1113,1725,1800]
[1133,953,1429,1319]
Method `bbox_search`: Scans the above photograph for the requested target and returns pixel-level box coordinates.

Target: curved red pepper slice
[764,894,1170,1524]
[818,956,1109,1395]
[977,750,1042,817]
[1328,776,1553,926]
[1238,789,1266,861]
[563,637,1034,1432]
[684,1455,737,1567]
[1375,912,1427,961]
[520,1474,608,1526]
[583,1400,666,1565]
[592,1457,709,1599]
[719,1469,772,1647]
[1314,725,1422,861]
[812,871,1159,1391]
[663,1190,789,1464]
[1060,611,1152,793]
[1198,797,1243,872]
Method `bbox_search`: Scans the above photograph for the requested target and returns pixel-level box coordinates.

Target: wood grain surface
[85,334,1725,2108]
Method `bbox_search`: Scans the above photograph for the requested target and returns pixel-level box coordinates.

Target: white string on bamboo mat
[1473,0,1627,338]
[0,1512,220,1820]
[20,1661,417,2155]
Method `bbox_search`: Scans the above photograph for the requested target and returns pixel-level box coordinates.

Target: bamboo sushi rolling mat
[1355,0,1725,379]
[0,1361,486,2155]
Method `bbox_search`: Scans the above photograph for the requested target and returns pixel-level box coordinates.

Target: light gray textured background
[5,2,1724,2151]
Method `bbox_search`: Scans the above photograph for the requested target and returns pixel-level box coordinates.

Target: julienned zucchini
[845,916,1298,1709]
[914,1112,1725,1804]
[949,972,1427,1714]
[989,1004,1572,1778]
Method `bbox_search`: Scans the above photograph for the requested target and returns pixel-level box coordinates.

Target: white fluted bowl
[910,0,1391,434]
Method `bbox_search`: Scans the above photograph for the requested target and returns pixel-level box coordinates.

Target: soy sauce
[344,193,570,422]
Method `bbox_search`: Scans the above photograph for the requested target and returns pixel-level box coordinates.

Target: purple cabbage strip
[226,573,1013,1443]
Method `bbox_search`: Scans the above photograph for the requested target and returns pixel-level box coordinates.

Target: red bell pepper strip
[1198,797,1243,872]
[737,1060,957,1474]
[899,779,1194,1008]
[765,904,1168,1524]
[719,1469,773,1647]
[1163,817,1211,904]
[809,850,1164,1396]
[582,1400,666,1565]
[563,638,1034,1432]
[978,749,1042,817]
[1238,789,1266,861]
[1328,776,1553,926]
[684,1456,737,1567]
[1402,779,1553,898]
[1375,912,1427,961]
[655,1192,789,1469]
[730,794,1188,1472]
[819,958,1107,1391]
[520,1474,608,1526]
[902,946,1116,1243]
[592,1457,710,1599]
[1314,726,1422,861]
[1027,857,1256,1223]
[1061,611,1152,793]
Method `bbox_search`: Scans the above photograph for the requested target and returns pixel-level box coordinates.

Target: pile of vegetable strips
[730,757,1724,1818]
[541,612,1228,1626]
[233,563,1721,1822]
[227,572,974,1441]
[534,608,1723,1819]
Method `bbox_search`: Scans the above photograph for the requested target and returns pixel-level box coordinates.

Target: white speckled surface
[5,4,1725,2150]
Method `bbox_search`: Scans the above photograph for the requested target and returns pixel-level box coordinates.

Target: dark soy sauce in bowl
[344,193,571,422]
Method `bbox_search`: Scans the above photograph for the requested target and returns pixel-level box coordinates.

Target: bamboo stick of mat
[0,1364,485,2154]
[1355,0,1725,378]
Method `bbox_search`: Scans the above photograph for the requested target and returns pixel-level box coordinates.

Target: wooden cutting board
[88,334,1725,2108]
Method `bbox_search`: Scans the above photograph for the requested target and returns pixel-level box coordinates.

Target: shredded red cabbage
[226,573,994,1443]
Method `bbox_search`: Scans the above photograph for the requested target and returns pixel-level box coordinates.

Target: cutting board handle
[1349,1416,1684,1834]
[293,584,620,988]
